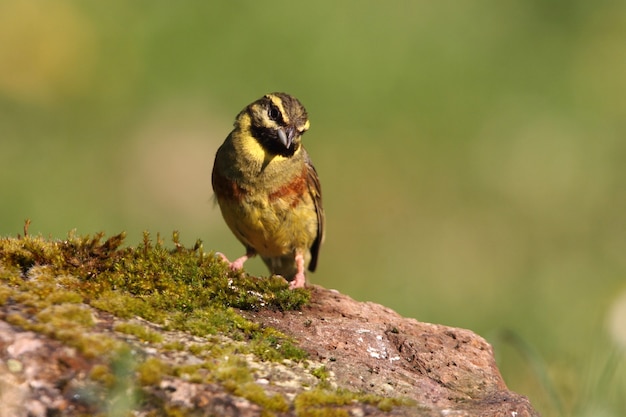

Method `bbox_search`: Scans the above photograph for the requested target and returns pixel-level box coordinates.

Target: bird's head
[237,92,310,157]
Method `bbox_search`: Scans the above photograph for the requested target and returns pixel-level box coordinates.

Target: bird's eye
[268,105,281,122]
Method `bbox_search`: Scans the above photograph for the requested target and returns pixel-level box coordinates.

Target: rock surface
[0,284,539,417]
[243,287,539,417]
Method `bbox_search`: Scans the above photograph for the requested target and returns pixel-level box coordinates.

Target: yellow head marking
[266,94,290,125]
[237,112,266,160]
[236,112,297,165]
[301,119,310,132]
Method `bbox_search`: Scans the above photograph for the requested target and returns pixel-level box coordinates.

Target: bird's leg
[289,253,307,289]
[216,249,256,272]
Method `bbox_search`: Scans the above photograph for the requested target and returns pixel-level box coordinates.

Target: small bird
[212,93,324,289]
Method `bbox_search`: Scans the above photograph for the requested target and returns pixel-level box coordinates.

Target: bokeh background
[1,1,625,415]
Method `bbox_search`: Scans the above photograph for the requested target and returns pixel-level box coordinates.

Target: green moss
[211,355,289,413]
[114,322,164,343]
[295,389,356,409]
[294,388,416,416]
[12,300,129,360]
[137,358,170,386]
[297,409,350,417]
[215,355,254,386]
[91,291,165,322]
[359,393,415,411]
[0,230,309,364]
[89,364,116,388]
[47,289,83,304]
[162,405,189,417]
[68,333,123,359]
[0,284,14,305]
[262,392,290,413]
[376,397,399,412]
[249,327,309,362]
[188,343,207,356]
[5,304,121,359]
[172,363,207,384]
[233,382,290,413]
[311,365,330,381]
[166,306,246,337]
[36,303,95,328]
[0,234,63,274]
[0,264,23,286]
[162,341,186,351]
[5,312,29,328]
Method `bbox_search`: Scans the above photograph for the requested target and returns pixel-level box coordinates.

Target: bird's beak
[277,126,296,149]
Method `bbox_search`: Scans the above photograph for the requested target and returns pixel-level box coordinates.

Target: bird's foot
[288,252,307,289]
[216,252,250,272]
[288,272,306,289]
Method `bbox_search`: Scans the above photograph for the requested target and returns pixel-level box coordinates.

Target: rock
[242,286,539,417]
[0,286,539,417]
[0,232,538,416]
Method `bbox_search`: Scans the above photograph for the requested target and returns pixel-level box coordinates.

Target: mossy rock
[0,227,416,416]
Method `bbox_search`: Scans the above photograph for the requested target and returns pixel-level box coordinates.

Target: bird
[211,93,324,289]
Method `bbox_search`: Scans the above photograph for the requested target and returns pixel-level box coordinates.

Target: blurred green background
[1,1,625,415]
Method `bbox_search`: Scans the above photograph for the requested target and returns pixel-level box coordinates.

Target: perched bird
[212,93,324,288]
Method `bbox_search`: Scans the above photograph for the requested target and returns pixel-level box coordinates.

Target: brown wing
[305,154,324,272]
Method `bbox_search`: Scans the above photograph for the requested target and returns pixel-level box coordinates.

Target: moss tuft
[114,322,164,343]
[137,357,171,386]
[89,364,116,388]
[47,289,83,304]
[311,365,330,381]
[234,382,289,413]
[294,388,416,416]
[36,303,95,328]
